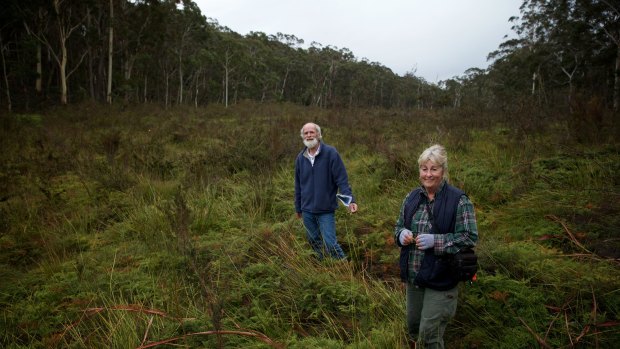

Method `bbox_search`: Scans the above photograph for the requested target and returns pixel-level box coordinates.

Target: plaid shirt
[394,181,478,282]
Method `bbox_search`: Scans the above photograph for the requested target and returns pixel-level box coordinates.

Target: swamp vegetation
[0,101,618,348]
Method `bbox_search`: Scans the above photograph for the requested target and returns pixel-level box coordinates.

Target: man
[294,122,358,260]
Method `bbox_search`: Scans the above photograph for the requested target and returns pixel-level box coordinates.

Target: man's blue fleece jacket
[295,143,354,214]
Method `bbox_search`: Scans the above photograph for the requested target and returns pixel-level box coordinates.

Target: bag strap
[426,202,438,234]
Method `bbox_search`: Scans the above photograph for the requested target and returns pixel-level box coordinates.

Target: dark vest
[398,183,464,289]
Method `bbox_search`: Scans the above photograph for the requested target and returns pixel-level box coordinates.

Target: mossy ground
[1,102,618,348]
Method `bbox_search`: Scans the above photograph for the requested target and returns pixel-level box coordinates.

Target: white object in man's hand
[337,194,353,206]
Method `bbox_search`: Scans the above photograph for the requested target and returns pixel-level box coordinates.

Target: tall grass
[1,102,618,348]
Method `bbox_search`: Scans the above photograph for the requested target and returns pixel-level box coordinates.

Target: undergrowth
[0,102,618,348]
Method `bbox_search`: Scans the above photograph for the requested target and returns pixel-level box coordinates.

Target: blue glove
[416,234,435,250]
[399,229,413,246]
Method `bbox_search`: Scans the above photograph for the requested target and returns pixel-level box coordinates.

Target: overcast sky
[193,0,522,82]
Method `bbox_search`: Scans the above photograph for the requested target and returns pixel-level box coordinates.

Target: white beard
[303,138,319,149]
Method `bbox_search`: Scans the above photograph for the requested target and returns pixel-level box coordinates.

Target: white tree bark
[223,48,232,108]
[106,0,113,104]
[24,0,88,104]
[0,33,11,112]
[614,37,620,111]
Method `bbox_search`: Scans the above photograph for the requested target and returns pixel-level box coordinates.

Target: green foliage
[12,114,44,127]
[1,103,618,348]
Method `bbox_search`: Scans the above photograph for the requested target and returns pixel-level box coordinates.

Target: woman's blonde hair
[418,144,449,181]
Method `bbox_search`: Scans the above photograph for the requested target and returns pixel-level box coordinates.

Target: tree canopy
[1,0,618,112]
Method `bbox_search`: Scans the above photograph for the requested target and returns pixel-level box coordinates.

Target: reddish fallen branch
[545,215,592,254]
[136,329,285,349]
[517,316,552,349]
[55,304,284,349]
[545,215,619,264]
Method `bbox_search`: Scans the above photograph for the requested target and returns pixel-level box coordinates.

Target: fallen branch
[573,286,599,347]
[564,311,574,347]
[135,329,285,349]
[140,316,155,347]
[84,304,193,322]
[544,215,620,265]
[517,316,552,349]
[56,304,193,344]
[56,304,284,349]
[545,215,592,255]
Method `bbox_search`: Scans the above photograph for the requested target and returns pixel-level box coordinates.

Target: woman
[394,144,478,349]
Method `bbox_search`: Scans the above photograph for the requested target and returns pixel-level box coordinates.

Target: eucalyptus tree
[0,1,21,112]
[2,0,448,111]
[0,30,12,112]
[16,0,47,100]
[81,0,106,101]
[458,67,497,108]
[325,46,355,107]
[110,0,146,103]
[489,0,619,110]
[440,78,464,108]
[275,39,312,105]
[167,0,208,105]
[128,0,178,104]
[394,72,424,109]
[272,32,304,101]
[23,0,90,104]
[106,0,113,103]
[303,43,354,107]
[243,31,279,102]
[209,28,245,107]
[330,59,358,108]
[583,0,620,111]
[343,60,376,108]
[305,42,329,107]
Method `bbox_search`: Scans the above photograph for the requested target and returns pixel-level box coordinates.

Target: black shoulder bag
[452,248,478,281]
[426,204,478,283]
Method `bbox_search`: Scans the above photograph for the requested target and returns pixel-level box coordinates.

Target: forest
[0,0,618,111]
[1,0,619,348]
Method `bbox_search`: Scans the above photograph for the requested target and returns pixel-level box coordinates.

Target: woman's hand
[399,229,414,245]
[416,234,435,250]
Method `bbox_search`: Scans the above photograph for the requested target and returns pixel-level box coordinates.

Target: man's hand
[349,203,358,213]
[296,212,302,219]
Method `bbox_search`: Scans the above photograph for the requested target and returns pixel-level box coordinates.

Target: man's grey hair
[418,144,449,181]
[300,123,322,140]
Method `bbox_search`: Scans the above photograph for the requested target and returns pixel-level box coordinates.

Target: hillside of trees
[1,0,619,112]
[1,1,619,348]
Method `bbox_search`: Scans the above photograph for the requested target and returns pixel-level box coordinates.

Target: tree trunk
[279,65,289,100]
[177,26,192,106]
[107,0,113,104]
[85,6,94,100]
[614,40,619,112]
[178,54,183,104]
[225,67,229,107]
[36,43,42,93]
[223,49,231,108]
[0,33,11,113]
[59,40,68,105]
[194,69,200,108]
[165,70,169,109]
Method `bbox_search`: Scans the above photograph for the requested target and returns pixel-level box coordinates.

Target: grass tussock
[0,101,619,348]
